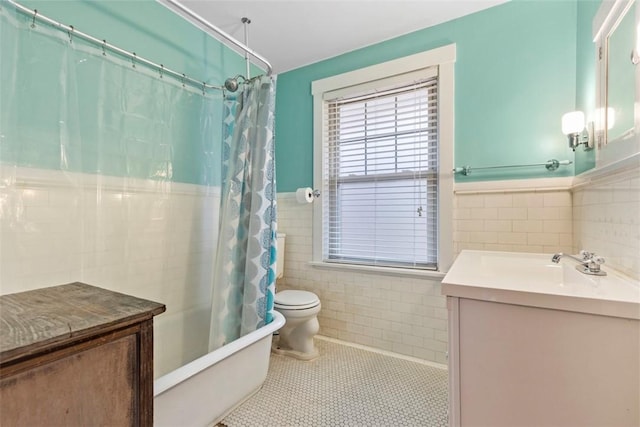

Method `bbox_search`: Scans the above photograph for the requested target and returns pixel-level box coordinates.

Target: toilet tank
[276,233,285,280]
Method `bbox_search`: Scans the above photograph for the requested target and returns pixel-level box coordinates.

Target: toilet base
[271,337,319,361]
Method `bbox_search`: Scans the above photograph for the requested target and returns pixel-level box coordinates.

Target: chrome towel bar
[453,159,572,176]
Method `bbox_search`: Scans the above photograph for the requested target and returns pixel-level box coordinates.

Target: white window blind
[322,74,439,270]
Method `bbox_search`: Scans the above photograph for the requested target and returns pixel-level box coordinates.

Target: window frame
[311,44,456,275]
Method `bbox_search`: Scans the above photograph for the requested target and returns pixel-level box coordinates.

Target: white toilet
[272,233,321,360]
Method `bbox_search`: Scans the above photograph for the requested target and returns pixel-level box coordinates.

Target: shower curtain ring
[131,52,136,68]
[31,9,37,28]
[182,73,186,88]
[102,39,107,56]
[202,82,206,96]
[159,64,164,79]
[67,25,74,44]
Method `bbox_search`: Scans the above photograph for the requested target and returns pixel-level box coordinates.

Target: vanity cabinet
[442,250,640,427]
[446,297,639,427]
[0,282,166,427]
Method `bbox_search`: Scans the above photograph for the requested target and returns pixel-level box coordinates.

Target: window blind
[322,76,439,270]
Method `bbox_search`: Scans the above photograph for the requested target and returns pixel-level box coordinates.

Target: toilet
[272,233,321,360]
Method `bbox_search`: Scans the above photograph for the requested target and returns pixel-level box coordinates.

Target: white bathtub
[153,311,286,427]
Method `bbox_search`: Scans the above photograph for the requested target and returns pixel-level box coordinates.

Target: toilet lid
[275,290,320,310]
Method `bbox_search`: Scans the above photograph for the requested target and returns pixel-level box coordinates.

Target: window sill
[308,261,446,280]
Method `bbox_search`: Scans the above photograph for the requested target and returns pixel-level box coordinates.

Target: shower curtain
[208,75,277,350]
[1,5,221,375]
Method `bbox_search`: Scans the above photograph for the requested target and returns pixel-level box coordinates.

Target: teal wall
[2,1,603,187]
[275,0,582,191]
[1,0,251,186]
[575,0,600,174]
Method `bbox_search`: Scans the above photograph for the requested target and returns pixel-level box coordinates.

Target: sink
[442,250,640,426]
[442,250,640,319]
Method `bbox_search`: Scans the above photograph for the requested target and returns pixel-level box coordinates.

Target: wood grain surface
[0,282,165,364]
[0,282,165,426]
[1,334,137,426]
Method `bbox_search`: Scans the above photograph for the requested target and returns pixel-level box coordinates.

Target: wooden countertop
[0,282,166,364]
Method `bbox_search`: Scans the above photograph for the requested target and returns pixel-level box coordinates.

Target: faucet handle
[586,254,606,275]
[579,250,593,260]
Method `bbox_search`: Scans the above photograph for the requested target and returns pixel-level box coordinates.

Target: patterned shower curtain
[208,75,277,351]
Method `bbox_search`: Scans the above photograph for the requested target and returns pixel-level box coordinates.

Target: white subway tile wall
[573,167,640,280]
[277,196,448,364]
[277,189,575,364]
[4,164,636,372]
[454,190,574,255]
[0,167,219,377]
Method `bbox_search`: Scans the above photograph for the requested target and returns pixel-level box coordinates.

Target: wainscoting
[276,179,577,365]
[0,166,220,377]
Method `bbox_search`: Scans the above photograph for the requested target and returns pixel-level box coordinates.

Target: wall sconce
[561,111,594,151]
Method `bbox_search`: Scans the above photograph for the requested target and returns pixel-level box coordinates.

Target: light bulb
[561,111,585,135]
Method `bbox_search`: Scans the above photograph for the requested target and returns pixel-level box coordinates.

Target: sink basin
[442,250,640,319]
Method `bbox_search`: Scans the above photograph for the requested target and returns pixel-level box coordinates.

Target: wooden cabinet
[0,282,165,427]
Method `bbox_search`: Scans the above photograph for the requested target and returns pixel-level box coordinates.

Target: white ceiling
[179,0,509,74]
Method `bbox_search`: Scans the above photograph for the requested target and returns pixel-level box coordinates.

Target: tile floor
[221,337,448,427]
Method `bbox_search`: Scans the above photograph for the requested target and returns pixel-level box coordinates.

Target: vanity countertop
[441,250,640,320]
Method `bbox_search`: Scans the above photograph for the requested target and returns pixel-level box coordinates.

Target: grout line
[315,335,448,371]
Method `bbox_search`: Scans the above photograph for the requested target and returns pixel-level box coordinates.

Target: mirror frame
[593,0,639,169]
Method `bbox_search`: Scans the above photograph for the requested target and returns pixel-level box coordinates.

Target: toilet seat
[275,290,320,310]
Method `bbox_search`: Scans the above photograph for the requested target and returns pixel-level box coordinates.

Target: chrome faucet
[551,250,606,276]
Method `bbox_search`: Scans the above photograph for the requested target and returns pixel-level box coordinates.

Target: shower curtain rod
[158,0,273,76]
[6,0,223,92]
[6,0,272,93]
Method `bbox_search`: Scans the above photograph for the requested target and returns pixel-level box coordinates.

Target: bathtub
[153,311,286,427]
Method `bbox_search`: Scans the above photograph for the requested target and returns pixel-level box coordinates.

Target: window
[312,45,455,274]
[325,75,438,268]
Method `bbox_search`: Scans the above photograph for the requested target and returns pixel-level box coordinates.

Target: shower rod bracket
[242,17,252,78]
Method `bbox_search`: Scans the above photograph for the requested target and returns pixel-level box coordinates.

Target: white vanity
[442,250,640,427]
